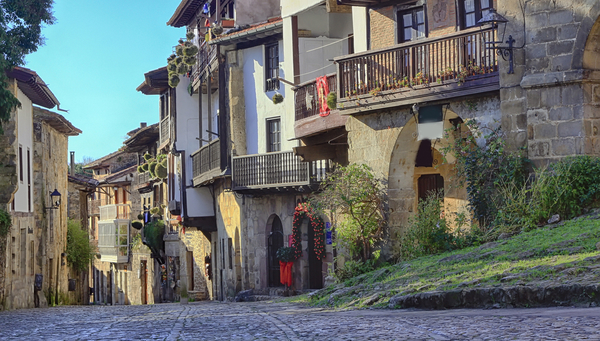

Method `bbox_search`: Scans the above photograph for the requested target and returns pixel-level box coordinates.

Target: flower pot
[221,19,234,28]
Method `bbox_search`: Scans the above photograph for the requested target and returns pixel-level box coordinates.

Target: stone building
[84,149,157,305]
[0,66,81,310]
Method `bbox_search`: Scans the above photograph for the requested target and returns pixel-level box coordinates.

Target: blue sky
[25,0,184,163]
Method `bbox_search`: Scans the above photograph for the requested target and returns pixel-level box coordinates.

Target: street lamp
[478,8,516,74]
[45,189,61,210]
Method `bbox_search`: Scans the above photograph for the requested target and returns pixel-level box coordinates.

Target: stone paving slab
[1,301,600,340]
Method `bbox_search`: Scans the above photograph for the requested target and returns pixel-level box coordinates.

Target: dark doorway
[308,220,323,289]
[267,216,284,287]
[418,174,444,201]
[141,260,148,304]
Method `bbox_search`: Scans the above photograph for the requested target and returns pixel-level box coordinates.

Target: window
[461,0,493,29]
[265,43,279,91]
[267,118,281,152]
[398,7,426,43]
[18,146,23,182]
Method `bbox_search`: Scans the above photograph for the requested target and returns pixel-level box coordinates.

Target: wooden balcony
[135,171,152,192]
[232,151,330,192]
[294,73,348,139]
[191,138,221,186]
[335,27,500,115]
[99,204,131,221]
[191,43,217,90]
[159,116,170,148]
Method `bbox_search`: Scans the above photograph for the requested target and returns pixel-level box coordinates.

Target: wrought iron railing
[160,116,170,146]
[192,138,221,179]
[232,151,330,190]
[192,43,217,84]
[336,26,497,99]
[294,73,337,121]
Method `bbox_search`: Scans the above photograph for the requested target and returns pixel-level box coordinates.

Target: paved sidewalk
[1,301,599,340]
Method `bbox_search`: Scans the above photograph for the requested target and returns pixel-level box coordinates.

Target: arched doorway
[267,215,283,287]
[307,219,323,289]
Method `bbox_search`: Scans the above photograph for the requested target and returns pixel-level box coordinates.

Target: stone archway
[387,109,470,235]
[581,10,600,156]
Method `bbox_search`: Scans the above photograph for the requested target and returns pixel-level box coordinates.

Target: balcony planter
[221,19,234,28]
[272,93,284,104]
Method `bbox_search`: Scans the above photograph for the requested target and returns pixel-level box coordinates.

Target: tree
[310,164,386,262]
[0,0,55,133]
[66,218,95,272]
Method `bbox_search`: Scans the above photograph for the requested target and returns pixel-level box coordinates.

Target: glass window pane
[464,0,475,12]
[403,14,412,27]
[480,0,490,9]
[416,11,424,24]
[466,13,475,27]
[417,24,425,38]
[482,9,490,17]
[404,28,412,41]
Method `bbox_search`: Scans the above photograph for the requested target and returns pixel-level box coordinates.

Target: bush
[144,220,165,252]
[66,219,96,272]
[395,192,466,260]
[276,247,296,262]
[0,208,11,238]
[334,259,375,282]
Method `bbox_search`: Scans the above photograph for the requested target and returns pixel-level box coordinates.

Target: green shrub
[272,93,284,104]
[334,259,375,282]
[276,247,296,262]
[66,218,96,272]
[0,208,11,238]
[395,192,473,260]
[327,92,337,110]
[143,220,165,252]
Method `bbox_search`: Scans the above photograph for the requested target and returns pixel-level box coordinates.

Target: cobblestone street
[1,302,600,340]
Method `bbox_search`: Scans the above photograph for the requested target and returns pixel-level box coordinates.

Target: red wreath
[292,202,326,261]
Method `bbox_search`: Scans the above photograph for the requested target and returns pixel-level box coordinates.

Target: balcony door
[397,7,428,80]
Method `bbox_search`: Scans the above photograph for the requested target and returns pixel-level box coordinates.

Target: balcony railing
[232,151,330,190]
[294,73,337,121]
[192,43,217,84]
[336,26,497,100]
[99,204,131,221]
[160,116,170,147]
[192,138,220,184]
[89,199,100,216]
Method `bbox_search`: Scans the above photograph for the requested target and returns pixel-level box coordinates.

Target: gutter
[209,21,283,46]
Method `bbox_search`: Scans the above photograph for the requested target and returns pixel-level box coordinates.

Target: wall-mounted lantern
[478,8,520,74]
[45,189,61,210]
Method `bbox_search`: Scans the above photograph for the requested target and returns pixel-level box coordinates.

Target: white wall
[14,88,33,213]
[281,0,323,18]
[352,7,368,53]
[242,42,296,155]
[298,37,348,83]
[200,89,220,145]
[235,0,281,26]
[174,77,215,218]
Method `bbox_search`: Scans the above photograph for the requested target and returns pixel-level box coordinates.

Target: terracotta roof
[167,0,204,28]
[100,165,138,184]
[83,150,126,169]
[137,66,169,95]
[6,66,59,109]
[123,123,159,153]
[210,18,283,46]
[33,106,81,136]
[68,174,99,190]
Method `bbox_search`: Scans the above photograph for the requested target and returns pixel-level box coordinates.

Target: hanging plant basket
[327,91,337,110]
[272,93,284,105]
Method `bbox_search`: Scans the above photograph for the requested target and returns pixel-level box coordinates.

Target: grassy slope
[291,214,600,309]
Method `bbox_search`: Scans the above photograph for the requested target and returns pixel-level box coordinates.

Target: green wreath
[292,202,326,261]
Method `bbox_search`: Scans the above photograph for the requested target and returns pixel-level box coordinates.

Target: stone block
[500,99,526,115]
[557,24,579,40]
[551,138,577,155]
[526,89,541,109]
[551,55,572,71]
[527,58,549,72]
[525,44,547,59]
[541,87,561,106]
[529,141,550,157]
[500,86,524,101]
[527,108,548,124]
[562,84,583,106]
[557,120,583,137]
[548,107,572,121]
[534,123,556,139]
[572,105,584,119]
[528,12,548,28]
[529,27,557,44]
[506,131,527,150]
[548,9,574,26]
[516,114,527,130]
[547,41,574,56]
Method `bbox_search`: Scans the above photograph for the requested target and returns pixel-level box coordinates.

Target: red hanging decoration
[316,76,330,117]
[292,202,326,261]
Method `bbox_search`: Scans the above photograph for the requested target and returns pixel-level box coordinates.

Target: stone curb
[388,284,600,310]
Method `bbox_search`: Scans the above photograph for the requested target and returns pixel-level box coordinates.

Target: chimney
[70,151,75,175]
[140,122,147,128]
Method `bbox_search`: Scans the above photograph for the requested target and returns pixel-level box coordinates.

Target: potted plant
[276,247,296,289]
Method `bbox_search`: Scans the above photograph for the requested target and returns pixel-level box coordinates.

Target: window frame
[397,6,427,44]
[460,0,493,30]
[266,117,281,153]
[265,43,280,92]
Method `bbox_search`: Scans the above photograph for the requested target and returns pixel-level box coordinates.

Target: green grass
[305,215,600,309]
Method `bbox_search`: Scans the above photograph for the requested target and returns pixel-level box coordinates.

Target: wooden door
[308,222,323,289]
[418,174,444,201]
